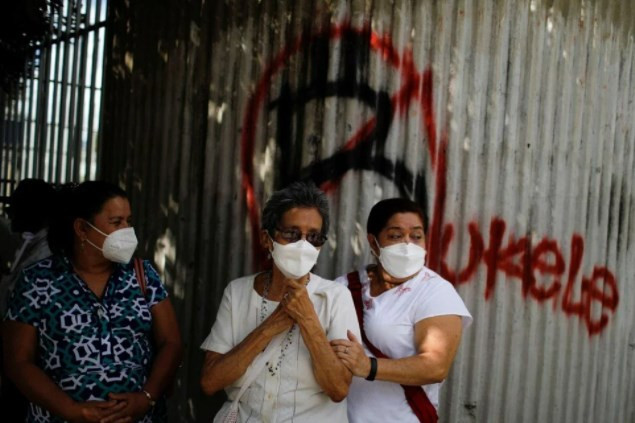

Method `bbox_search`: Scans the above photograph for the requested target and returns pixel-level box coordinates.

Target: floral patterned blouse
[6,255,168,422]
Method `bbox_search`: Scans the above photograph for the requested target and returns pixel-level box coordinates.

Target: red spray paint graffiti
[240,22,619,336]
[437,219,619,335]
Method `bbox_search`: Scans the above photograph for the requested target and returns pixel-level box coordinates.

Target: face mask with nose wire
[84,220,138,264]
[373,237,427,279]
[269,235,321,280]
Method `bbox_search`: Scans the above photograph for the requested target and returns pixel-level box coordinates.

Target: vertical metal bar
[20,77,30,179]
[85,0,102,180]
[5,94,17,188]
[65,0,84,182]
[12,88,20,178]
[45,43,56,181]
[0,90,6,200]
[44,4,64,181]
[0,95,11,199]
[53,0,74,183]
[26,63,39,178]
[71,0,91,182]
[15,58,31,182]
[12,75,27,184]
[37,44,54,180]
[0,91,5,202]
[6,92,19,192]
[22,65,38,178]
[93,16,107,179]
[8,86,18,183]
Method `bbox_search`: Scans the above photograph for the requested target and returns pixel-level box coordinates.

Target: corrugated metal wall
[100,0,635,422]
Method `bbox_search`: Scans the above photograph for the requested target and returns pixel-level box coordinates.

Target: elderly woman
[200,181,360,422]
[3,181,182,422]
[331,198,472,422]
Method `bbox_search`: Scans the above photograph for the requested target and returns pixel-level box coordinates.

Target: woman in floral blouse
[3,181,182,422]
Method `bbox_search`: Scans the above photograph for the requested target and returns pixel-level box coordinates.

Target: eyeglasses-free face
[374,212,426,249]
[275,227,328,247]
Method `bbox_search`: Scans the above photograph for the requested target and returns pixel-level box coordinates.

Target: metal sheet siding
[100,1,635,421]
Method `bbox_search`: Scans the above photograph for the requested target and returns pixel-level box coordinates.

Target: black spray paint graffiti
[239,22,620,336]
[241,23,437,266]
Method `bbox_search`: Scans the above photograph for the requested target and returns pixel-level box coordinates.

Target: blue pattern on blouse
[6,255,168,422]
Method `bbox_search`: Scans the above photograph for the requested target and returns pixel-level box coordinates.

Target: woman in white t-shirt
[331,198,472,423]
[200,181,360,422]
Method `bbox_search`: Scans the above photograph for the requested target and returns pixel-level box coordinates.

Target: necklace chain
[259,271,295,376]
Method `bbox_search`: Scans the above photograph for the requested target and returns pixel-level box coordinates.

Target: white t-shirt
[201,272,361,423]
[334,266,472,423]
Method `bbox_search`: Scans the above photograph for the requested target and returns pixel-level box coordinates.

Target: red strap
[346,271,438,423]
[134,258,146,297]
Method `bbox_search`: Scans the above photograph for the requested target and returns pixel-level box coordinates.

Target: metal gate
[0,0,108,211]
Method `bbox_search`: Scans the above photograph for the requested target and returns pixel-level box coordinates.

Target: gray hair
[262,181,330,236]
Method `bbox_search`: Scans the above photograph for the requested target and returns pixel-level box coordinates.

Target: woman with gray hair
[200,181,360,422]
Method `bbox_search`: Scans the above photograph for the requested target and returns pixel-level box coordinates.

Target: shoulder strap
[133,258,146,297]
[346,271,364,333]
[346,271,386,359]
[346,270,438,423]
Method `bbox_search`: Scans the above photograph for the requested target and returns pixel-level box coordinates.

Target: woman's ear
[260,229,273,251]
[73,218,88,241]
[367,234,380,256]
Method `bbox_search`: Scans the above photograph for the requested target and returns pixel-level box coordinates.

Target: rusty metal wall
[100,0,635,422]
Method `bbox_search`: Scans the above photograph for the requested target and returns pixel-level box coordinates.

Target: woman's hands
[69,400,119,422]
[262,304,295,336]
[100,392,152,422]
[67,399,124,423]
[330,330,372,378]
[280,278,315,322]
[68,392,152,423]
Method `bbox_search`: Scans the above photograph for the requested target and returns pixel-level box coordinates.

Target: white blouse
[201,272,361,422]
[334,266,473,423]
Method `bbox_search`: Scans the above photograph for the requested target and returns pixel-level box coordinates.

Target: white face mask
[373,238,426,279]
[270,238,321,279]
[84,221,138,264]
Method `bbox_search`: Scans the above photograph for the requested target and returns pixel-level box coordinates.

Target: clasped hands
[263,277,314,335]
[70,392,152,423]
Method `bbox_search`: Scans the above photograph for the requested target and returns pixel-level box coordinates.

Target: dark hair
[48,181,129,255]
[262,181,330,236]
[8,179,55,233]
[366,198,428,237]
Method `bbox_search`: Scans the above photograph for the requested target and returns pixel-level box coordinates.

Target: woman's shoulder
[22,255,65,278]
[310,273,351,296]
[333,266,370,287]
[411,267,468,303]
[412,267,473,325]
[333,273,348,286]
[415,267,454,288]
[223,273,258,293]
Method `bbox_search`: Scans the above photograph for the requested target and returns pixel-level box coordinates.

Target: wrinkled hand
[69,400,124,423]
[280,278,314,322]
[97,392,152,423]
[263,304,295,336]
[330,330,372,378]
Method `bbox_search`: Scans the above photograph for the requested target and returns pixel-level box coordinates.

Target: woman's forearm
[375,354,449,386]
[299,316,352,402]
[6,361,79,420]
[200,324,278,395]
[142,341,183,399]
